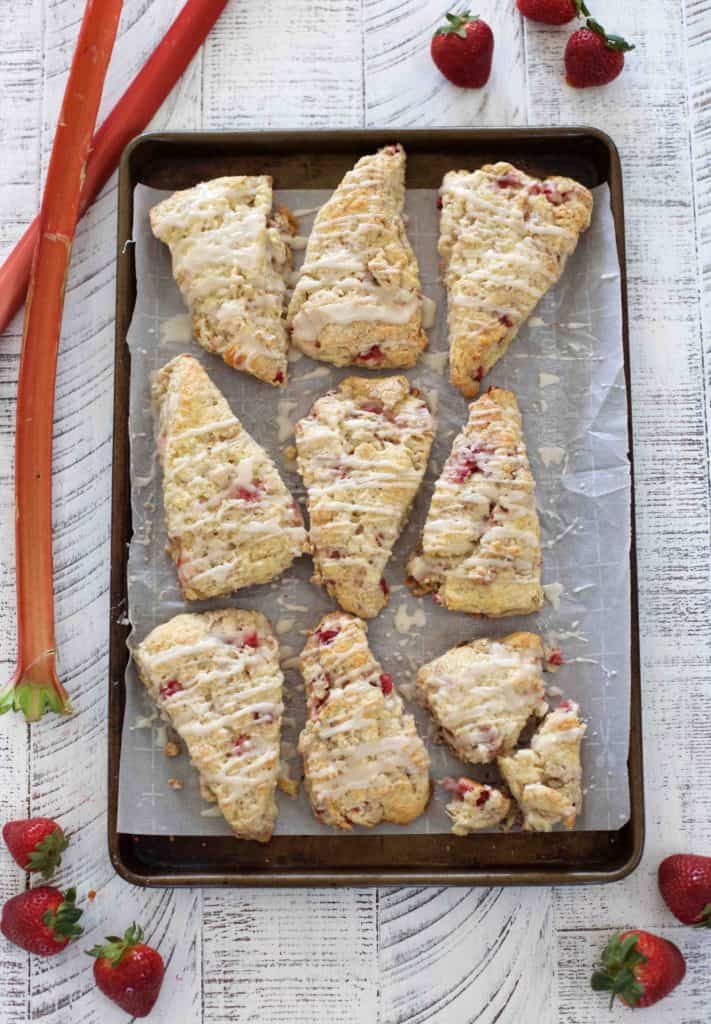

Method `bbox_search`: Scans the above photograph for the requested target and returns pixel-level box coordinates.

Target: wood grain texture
[1,0,710,1021]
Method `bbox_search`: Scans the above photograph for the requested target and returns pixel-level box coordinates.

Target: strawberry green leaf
[27,829,68,881]
[585,17,634,52]
[89,922,144,967]
[436,11,479,38]
[591,931,648,1009]
[42,887,83,942]
[694,903,711,928]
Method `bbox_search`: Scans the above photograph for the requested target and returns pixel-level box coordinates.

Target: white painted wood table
[1,1,710,1021]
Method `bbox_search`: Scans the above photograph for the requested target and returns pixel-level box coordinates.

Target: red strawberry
[591,930,685,1008]
[431,11,494,89]
[1,886,83,956]
[565,20,634,88]
[659,854,711,926]
[3,817,68,879]
[517,0,587,25]
[90,923,165,1018]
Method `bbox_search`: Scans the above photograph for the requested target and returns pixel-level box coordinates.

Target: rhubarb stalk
[0,0,229,337]
[0,0,123,721]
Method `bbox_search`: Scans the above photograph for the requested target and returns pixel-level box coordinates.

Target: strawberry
[3,817,68,879]
[517,0,587,25]
[659,854,711,926]
[591,930,685,1009]
[90,923,166,1018]
[565,20,634,88]
[431,11,494,89]
[1,885,83,956]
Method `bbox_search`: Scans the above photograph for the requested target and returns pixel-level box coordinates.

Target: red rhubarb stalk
[0,0,123,721]
[0,0,229,336]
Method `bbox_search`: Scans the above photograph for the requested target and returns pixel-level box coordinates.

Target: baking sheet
[118,182,630,836]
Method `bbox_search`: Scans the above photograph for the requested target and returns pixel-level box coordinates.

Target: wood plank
[364,0,527,127]
[521,0,711,945]
[378,887,554,1023]
[202,889,378,1022]
[201,0,364,130]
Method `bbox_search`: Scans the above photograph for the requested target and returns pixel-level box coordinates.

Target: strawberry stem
[590,931,647,1008]
[436,11,479,38]
[586,17,635,52]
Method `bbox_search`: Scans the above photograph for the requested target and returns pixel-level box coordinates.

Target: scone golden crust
[407,387,543,616]
[498,700,586,832]
[153,354,307,600]
[442,778,512,835]
[298,612,431,829]
[295,376,434,618]
[440,162,593,397]
[150,176,292,386]
[417,633,548,764]
[288,145,428,368]
[134,610,284,843]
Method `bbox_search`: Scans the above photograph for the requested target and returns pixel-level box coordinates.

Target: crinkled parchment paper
[118,183,630,836]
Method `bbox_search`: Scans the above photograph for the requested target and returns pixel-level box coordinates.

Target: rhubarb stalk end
[0,666,72,722]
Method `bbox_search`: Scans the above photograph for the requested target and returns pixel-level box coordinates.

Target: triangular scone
[288,145,428,368]
[153,355,307,600]
[295,376,434,618]
[298,613,430,829]
[134,610,284,843]
[442,778,512,835]
[407,387,543,616]
[150,176,293,386]
[498,700,586,832]
[440,162,593,397]
[417,633,548,763]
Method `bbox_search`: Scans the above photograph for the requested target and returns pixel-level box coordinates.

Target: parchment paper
[118,183,631,836]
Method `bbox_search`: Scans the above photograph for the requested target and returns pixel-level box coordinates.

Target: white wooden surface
[0,1,710,1020]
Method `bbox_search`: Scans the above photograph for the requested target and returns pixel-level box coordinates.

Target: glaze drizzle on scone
[288,145,428,368]
[442,778,512,835]
[134,610,284,843]
[498,700,586,832]
[150,176,293,386]
[295,376,434,618]
[407,387,543,616]
[153,354,307,600]
[417,633,548,763]
[298,612,431,829]
[440,162,593,397]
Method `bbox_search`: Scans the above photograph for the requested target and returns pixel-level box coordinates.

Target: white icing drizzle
[295,379,434,612]
[297,614,429,823]
[410,390,541,596]
[418,637,547,764]
[154,357,306,598]
[288,148,424,352]
[150,178,290,380]
[134,613,284,839]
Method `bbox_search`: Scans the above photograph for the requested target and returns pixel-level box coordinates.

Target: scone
[407,387,543,616]
[442,778,512,835]
[134,610,284,842]
[295,376,434,618]
[150,176,293,385]
[288,145,428,368]
[298,612,431,829]
[498,700,586,832]
[417,633,548,763]
[153,354,307,599]
[440,162,593,397]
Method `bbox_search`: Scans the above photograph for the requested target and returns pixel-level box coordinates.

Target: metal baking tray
[109,128,643,886]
